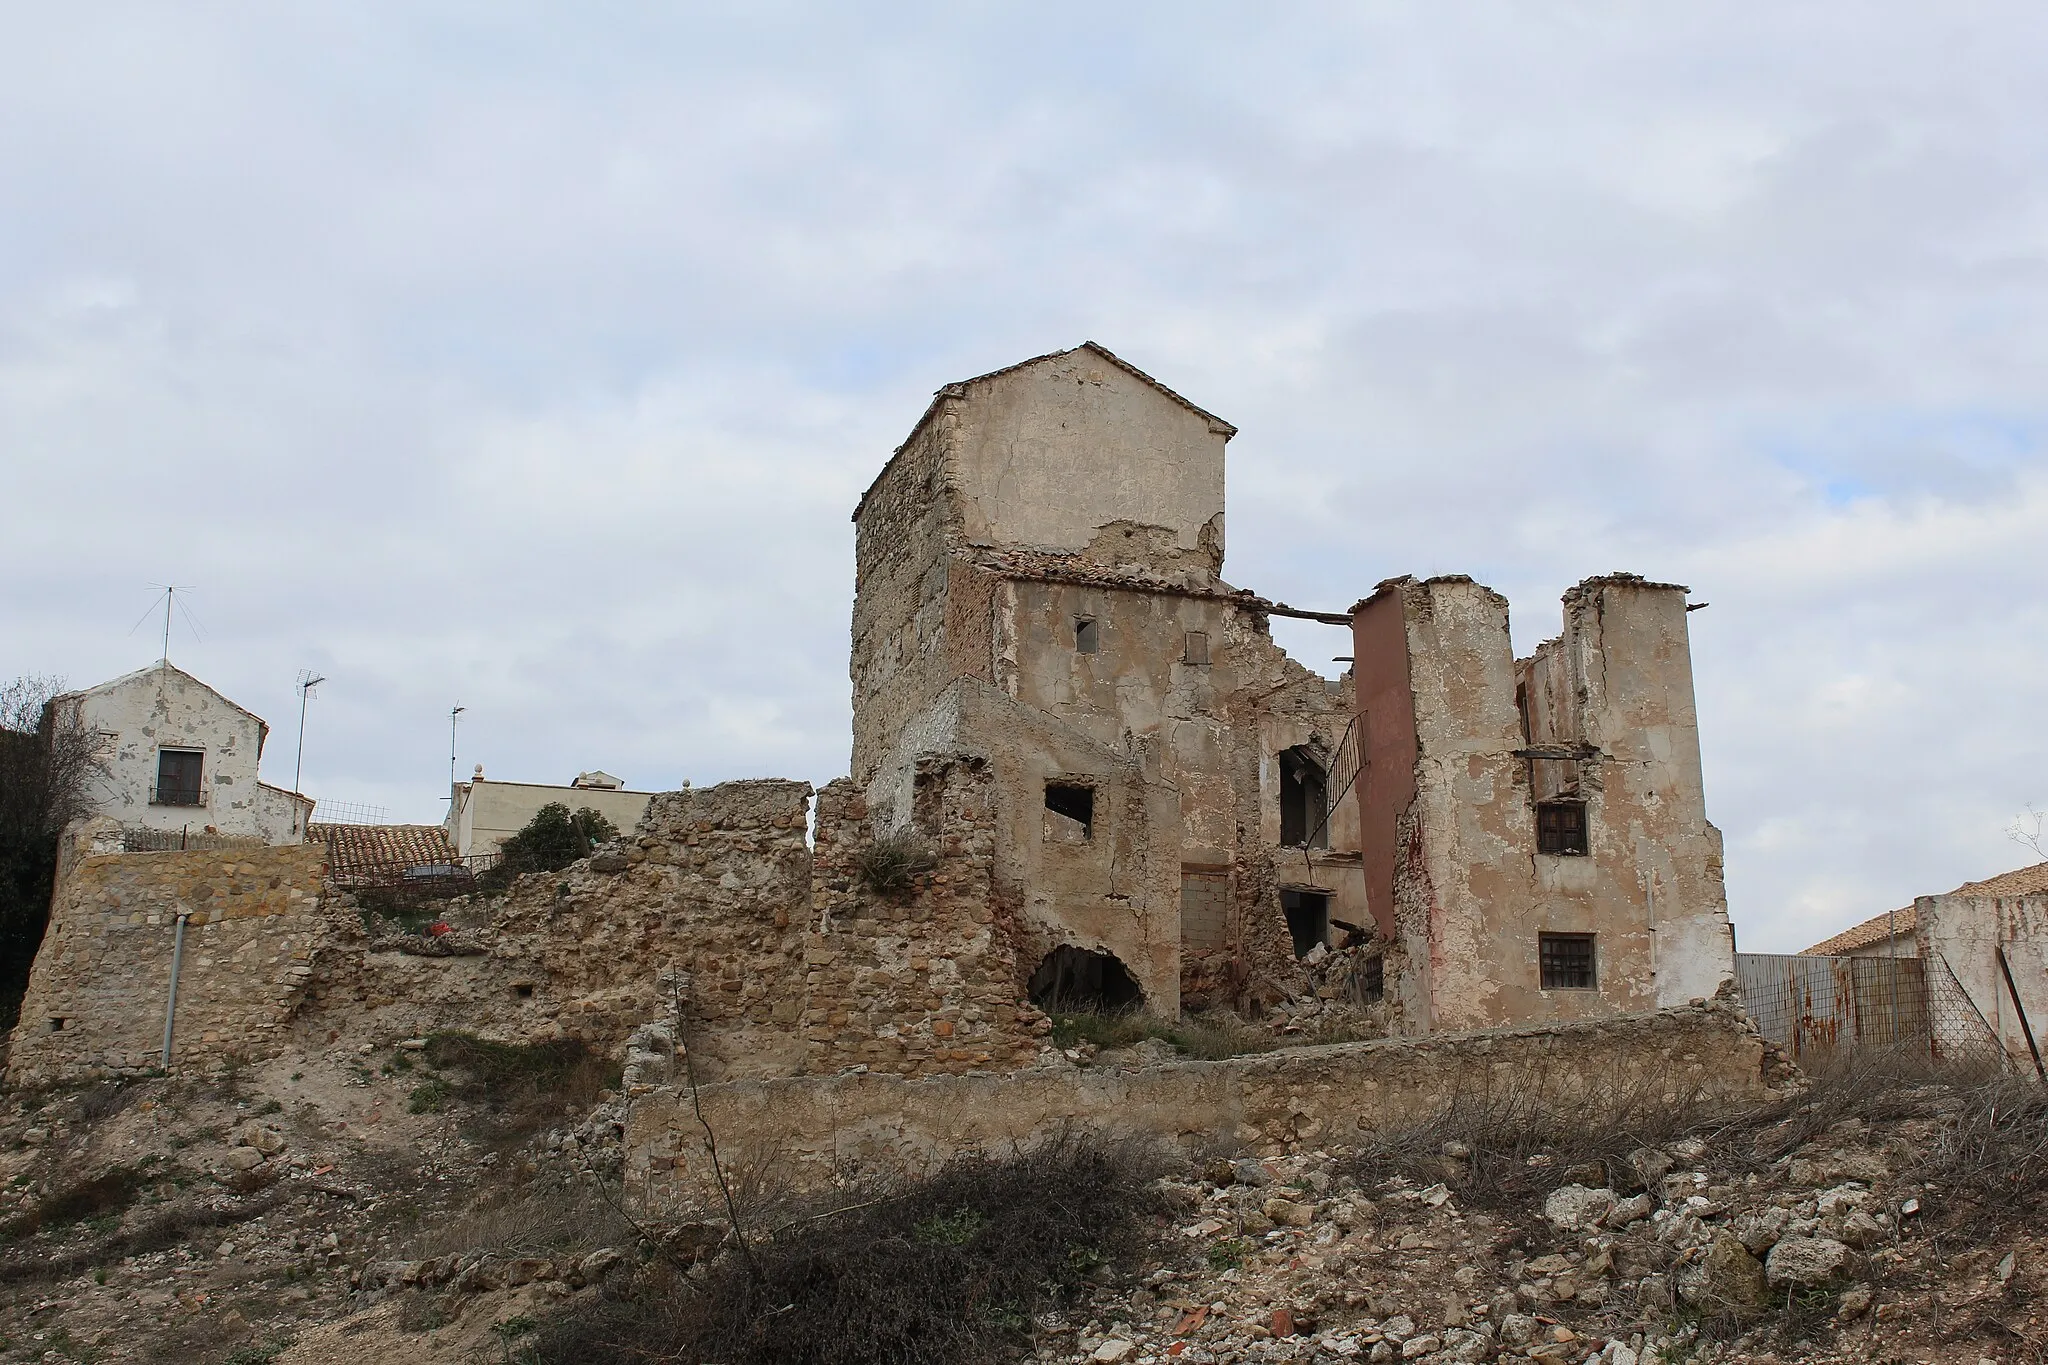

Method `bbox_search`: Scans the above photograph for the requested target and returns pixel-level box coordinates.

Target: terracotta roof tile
[1801,859,2048,955]
[313,823,458,881]
[1803,906,1915,957]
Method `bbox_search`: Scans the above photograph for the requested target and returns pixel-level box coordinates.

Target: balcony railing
[149,785,207,808]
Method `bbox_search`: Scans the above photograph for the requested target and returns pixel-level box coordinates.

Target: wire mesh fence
[1735,950,2008,1072]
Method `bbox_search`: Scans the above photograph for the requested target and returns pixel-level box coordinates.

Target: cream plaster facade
[48,662,313,846]
[445,774,655,859]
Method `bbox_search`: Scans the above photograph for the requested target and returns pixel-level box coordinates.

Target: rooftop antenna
[130,584,199,665]
[450,704,465,792]
[293,670,326,795]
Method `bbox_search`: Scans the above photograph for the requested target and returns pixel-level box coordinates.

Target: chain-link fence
[1735,950,2008,1072]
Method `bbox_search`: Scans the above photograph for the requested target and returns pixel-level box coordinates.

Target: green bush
[501,804,618,875]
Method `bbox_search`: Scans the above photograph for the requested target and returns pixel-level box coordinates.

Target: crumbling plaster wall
[1915,892,2048,1069]
[7,827,331,1086]
[625,995,1777,1206]
[1351,575,1733,1035]
[946,350,1229,573]
[56,665,276,840]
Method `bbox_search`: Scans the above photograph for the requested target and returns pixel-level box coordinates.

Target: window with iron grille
[1536,799,1588,855]
[1539,933,1597,990]
[154,749,204,806]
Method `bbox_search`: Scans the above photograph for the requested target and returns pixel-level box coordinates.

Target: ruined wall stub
[1352,574,1734,1033]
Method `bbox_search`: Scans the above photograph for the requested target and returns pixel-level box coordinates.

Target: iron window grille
[152,749,206,807]
[1539,933,1597,990]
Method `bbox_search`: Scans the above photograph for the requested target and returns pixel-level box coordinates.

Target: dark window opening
[153,749,204,806]
[1280,889,1330,959]
[1044,782,1094,839]
[48,1018,66,1033]
[1183,630,1210,665]
[1028,945,1143,1013]
[513,983,535,999]
[1536,800,1588,856]
[1539,933,1597,990]
[1362,955,1385,1003]
[1279,747,1328,849]
[1074,617,1098,654]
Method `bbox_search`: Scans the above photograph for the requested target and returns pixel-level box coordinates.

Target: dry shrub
[856,832,938,899]
[0,1165,145,1241]
[524,1134,1169,1365]
[406,1185,639,1262]
[421,1032,620,1141]
[1346,1075,1719,1217]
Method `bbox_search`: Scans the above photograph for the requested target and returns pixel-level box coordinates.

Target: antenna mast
[294,671,326,795]
[450,704,466,791]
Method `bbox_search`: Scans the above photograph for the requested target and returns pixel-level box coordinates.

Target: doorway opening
[1280,889,1330,959]
[1279,747,1328,848]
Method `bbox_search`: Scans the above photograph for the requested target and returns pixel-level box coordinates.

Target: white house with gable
[47,662,313,846]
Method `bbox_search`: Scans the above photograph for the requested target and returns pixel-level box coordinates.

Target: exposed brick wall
[7,832,331,1086]
[625,997,1779,1206]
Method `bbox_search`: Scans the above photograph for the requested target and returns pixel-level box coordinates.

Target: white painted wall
[446,777,653,858]
[52,661,304,844]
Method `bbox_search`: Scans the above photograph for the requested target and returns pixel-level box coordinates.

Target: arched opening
[1279,746,1329,849]
[1027,945,1144,1013]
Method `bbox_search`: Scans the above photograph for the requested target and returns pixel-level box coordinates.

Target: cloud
[4,3,2047,952]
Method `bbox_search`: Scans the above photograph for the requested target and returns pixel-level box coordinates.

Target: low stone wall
[623,996,1778,1207]
[7,833,331,1086]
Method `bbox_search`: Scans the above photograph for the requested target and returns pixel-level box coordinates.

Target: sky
[3,4,2046,953]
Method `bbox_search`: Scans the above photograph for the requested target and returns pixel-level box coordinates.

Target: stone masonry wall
[7,830,331,1086]
[309,780,817,1081]
[624,996,1777,1209]
[803,756,1045,1078]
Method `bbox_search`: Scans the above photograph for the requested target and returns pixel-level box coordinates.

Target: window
[1183,630,1210,665]
[1279,747,1328,849]
[1536,800,1588,856]
[1362,954,1385,1003]
[1539,933,1597,989]
[1074,617,1099,654]
[1280,889,1330,959]
[154,749,204,806]
[1044,781,1095,840]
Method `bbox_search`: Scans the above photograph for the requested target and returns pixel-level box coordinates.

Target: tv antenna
[450,704,466,791]
[293,670,327,795]
[129,584,203,664]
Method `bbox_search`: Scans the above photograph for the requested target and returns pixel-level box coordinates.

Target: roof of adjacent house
[1801,859,2048,955]
[312,823,459,879]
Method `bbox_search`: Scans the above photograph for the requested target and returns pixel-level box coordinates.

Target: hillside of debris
[0,1042,2043,1365]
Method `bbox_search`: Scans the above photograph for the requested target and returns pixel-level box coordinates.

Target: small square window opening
[1183,630,1210,665]
[1536,800,1588,856]
[1539,933,1597,990]
[1074,617,1098,654]
[1044,782,1095,840]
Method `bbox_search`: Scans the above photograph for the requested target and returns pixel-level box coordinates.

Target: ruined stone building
[8,343,1740,1093]
[851,343,1734,1030]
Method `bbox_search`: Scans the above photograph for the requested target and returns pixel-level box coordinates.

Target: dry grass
[419,1032,620,1143]
[404,1185,639,1262]
[520,1134,1170,1365]
[856,832,938,899]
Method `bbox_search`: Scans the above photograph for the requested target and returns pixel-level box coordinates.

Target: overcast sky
[5,5,2045,952]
